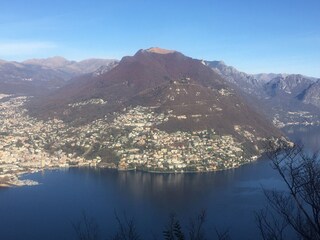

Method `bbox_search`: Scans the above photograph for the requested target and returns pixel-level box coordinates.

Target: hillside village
[0,95,279,187]
[272,110,320,128]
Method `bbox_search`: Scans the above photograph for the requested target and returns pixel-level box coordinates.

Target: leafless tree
[73,211,140,240]
[163,210,229,240]
[256,145,320,240]
[73,211,100,240]
[109,211,140,240]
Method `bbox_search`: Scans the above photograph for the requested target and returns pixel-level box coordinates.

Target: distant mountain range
[205,60,263,95]
[0,57,118,95]
[206,60,318,102]
[2,54,318,111]
[302,80,320,108]
[1,48,319,132]
[23,56,118,75]
[206,60,320,123]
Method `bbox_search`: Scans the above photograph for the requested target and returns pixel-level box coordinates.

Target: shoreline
[0,158,262,187]
[119,159,258,174]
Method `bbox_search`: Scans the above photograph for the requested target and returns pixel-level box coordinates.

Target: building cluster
[0,96,262,186]
[109,107,247,172]
[68,98,107,108]
[0,96,98,186]
[273,110,320,128]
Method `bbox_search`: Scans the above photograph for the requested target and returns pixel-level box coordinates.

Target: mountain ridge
[205,60,320,128]
[0,57,118,95]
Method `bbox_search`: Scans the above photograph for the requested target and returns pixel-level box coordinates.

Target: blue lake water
[0,126,319,240]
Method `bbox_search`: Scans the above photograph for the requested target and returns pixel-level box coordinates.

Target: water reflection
[285,125,320,152]
[0,126,319,240]
[115,171,236,208]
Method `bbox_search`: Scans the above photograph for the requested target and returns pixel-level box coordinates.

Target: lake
[0,126,319,240]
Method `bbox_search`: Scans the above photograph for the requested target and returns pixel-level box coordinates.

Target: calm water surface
[0,126,319,240]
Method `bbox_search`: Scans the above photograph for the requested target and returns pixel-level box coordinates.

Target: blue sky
[0,0,319,77]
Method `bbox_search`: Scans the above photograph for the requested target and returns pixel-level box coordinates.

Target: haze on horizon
[0,0,319,77]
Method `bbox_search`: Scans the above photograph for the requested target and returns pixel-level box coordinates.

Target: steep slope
[301,80,320,108]
[264,74,313,98]
[205,60,263,95]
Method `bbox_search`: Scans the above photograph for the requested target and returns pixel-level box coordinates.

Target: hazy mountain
[23,56,70,68]
[0,58,118,95]
[260,74,319,122]
[264,74,313,98]
[30,48,281,154]
[207,60,318,98]
[205,60,264,96]
[0,61,69,95]
[23,57,118,75]
[205,61,320,128]
[253,73,289,82]
[301,80,320,108]
[260,74,320,118]
[205,61,316,102]
[254,73,318,83]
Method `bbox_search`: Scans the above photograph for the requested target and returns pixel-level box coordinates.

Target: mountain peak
[145,47,176,54]
[25,56,68,62]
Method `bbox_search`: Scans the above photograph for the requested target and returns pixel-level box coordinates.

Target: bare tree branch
[257,144,320,240]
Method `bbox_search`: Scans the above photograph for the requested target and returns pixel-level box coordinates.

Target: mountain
[253,73,288,82]
[0,58,118,95]
[205,61,317,103]
[23,57,118,75]
[254,73,320,117]
[204,61,320,129]
[301,80,320,108]
[30,47,282,154]
[0,60,69,95]
[23,56,70,68]
[253,73,318,83]
[205,60,263,96]
[264,74,313,98]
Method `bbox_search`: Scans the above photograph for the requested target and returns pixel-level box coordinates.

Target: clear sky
[0,0,319,77]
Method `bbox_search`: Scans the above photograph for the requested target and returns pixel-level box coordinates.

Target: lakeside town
[273,110,320,128]
[0,95,279,187]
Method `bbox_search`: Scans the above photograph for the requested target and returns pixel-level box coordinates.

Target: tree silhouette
[256,145,320,240]
[73,210,230,239]
[73,212,100,240]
